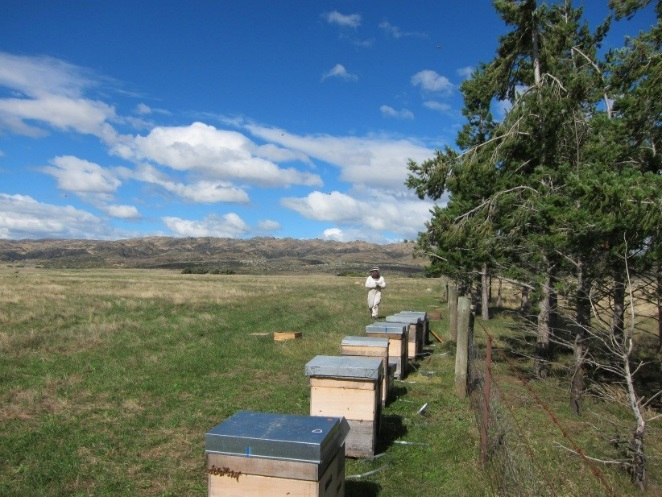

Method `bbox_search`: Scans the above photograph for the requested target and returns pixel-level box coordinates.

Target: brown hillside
[0,237,427,275]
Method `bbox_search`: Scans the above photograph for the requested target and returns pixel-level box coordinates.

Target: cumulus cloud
[0,193,107,239]
[281,190,433,239]
[411,70,454,93]
[43,155,121,194]
[380,105,414,120]
[258,219,281,231]
[163,213,250,238]
[320,227,391,244]
[321,64,358,82]
[114,122,322,188]
[127,163,250,203]
[324,11,361,28]
[167,181,250,203]
[244,124,435,191]
[103,204,140,219]
[321,228,345,241]
[0,52,118,143]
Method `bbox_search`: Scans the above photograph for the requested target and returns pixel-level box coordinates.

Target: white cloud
[135,103,152,115]
[324,11,361,28]
[0,193,107,239]
[411,70,454,93]
[322,64,358,82]
[320,227,391,244]
[244,124,435,191]
[127,164,250,203]
[281,190,433,239]
[282,191,360,223]
[322,228,345,241]
[0,52,93,98]
[423,101,452,114]
[457,66,474,79]
[114,122,322,188]
[0,52,118,143]
[258,219,281,231]
[255,143,313,165]
[103,204,140,219]
[167,180,250,203]
[378,21,427,39]
[43,155,121,194]
[162,213,250,238]
[380,105,414,120]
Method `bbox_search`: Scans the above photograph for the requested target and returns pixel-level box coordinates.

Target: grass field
[0,267,659,496]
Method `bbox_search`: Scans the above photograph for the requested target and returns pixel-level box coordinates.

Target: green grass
[0,268,659,496]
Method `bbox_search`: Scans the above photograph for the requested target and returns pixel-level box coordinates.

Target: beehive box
[386,313,424,358]
[305,355,383,458]
[396,311,429,345]
[205,411,349,497]
[365,322,408,379]
[340,336,390,406]
[397,310,429,345]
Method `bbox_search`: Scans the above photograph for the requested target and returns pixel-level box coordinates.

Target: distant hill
[0,237,428,275]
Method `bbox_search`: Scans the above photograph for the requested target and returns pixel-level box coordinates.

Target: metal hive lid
[205,411,350,463]
[305,355,383,380]
[386,313,422,324]
[400,310,428,318]
[365,322,408,334]
[341,336,390,348]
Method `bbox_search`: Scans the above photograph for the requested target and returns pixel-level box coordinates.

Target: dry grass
[2,267,658,496]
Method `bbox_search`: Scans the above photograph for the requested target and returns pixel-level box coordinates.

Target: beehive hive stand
[305,355,383,458]
[364,322,408,379]
[205,410,349,497]
[340,336,391,406]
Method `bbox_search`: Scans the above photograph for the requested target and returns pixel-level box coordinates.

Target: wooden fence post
[449,283,458,341]
[480,335,492,465]
[455,295,471,398]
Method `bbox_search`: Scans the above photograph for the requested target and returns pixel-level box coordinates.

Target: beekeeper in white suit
[365,266,386,319]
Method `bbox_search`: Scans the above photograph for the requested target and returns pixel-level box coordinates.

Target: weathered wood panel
[208,446,345,497]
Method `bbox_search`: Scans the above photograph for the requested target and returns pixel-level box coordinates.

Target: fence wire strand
[468,324,555,496]
[468,319,619,497]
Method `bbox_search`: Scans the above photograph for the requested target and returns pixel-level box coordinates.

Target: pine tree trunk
[496,278,503,308]
[521,286,530,313]
[532,21,541,86]
[612,264,626,339]
[657,260,661,353]
[534,263,553,379]
[481,263,490,320]
[570,257,590,415]
[630,426,648,490]
[624,339,648,490]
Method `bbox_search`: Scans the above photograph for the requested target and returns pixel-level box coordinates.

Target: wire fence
[466,319,621,497]
[468,326,552,496]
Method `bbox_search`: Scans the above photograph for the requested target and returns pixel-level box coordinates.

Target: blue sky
[0,1,655,243]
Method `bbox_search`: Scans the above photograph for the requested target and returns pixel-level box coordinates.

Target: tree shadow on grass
[346,480,381,497]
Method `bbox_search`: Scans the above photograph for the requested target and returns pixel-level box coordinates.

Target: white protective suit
[365,274,386,318]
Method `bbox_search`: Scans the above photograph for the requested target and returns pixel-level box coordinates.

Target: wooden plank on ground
[274,331,302,341]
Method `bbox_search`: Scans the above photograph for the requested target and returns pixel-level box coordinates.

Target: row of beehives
[205,310,429,497]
